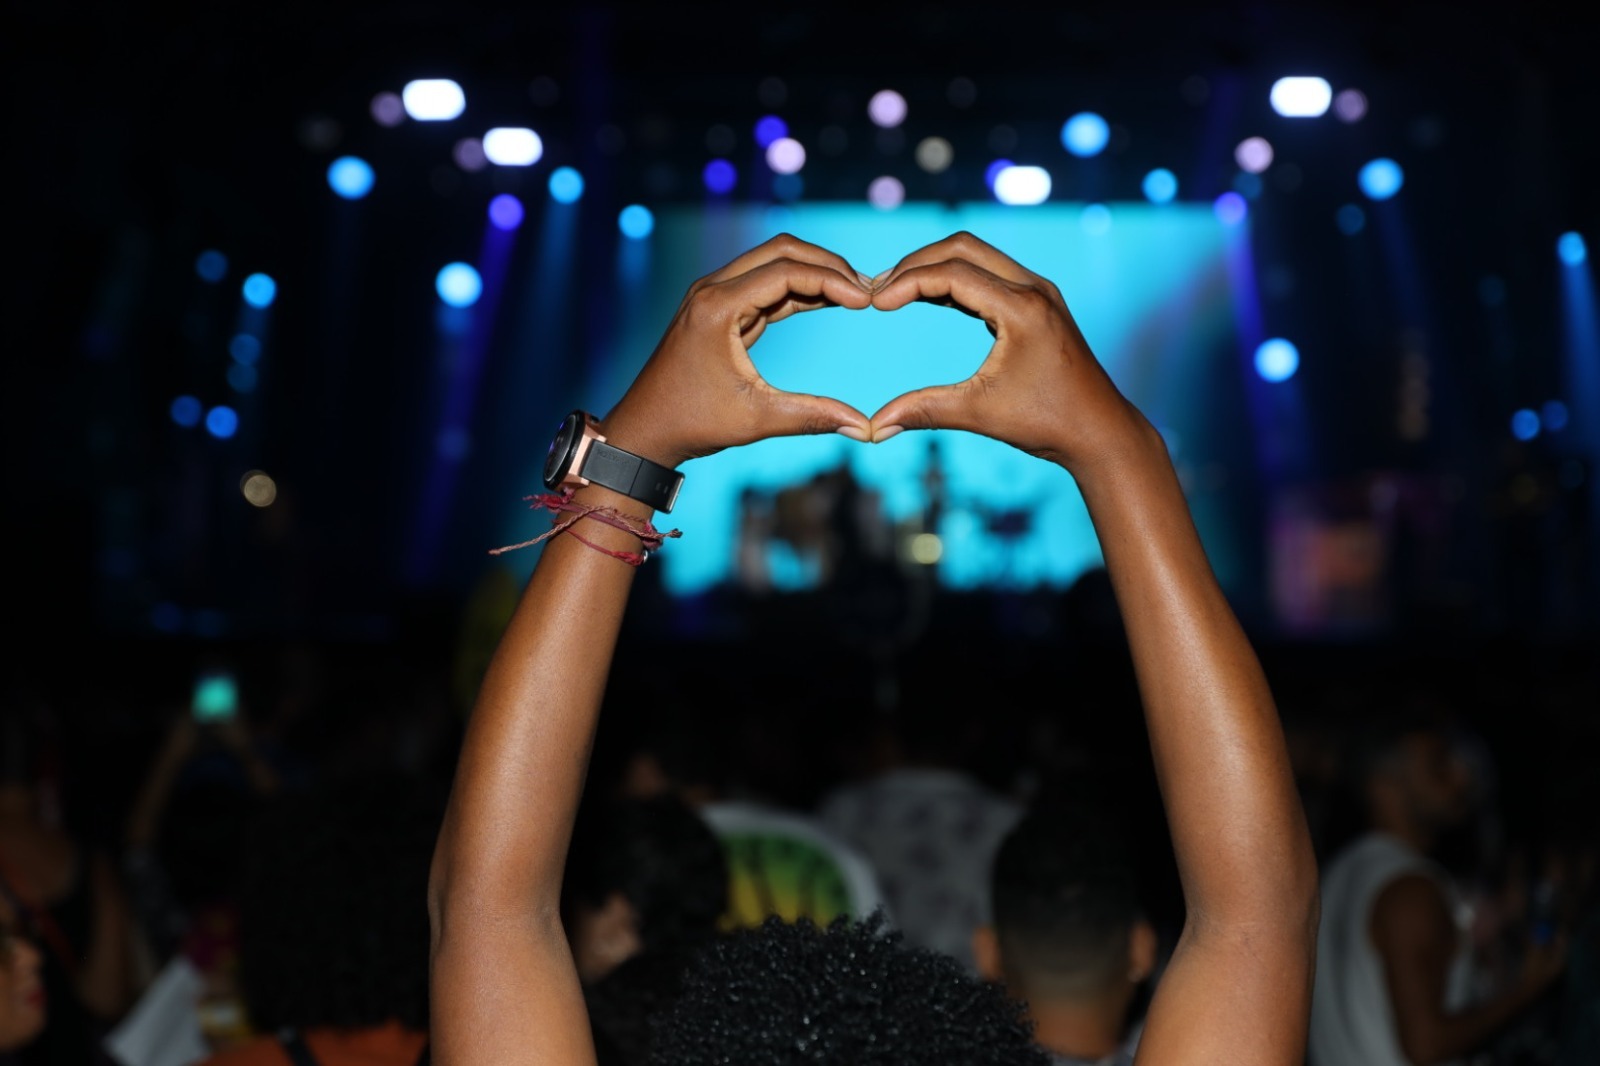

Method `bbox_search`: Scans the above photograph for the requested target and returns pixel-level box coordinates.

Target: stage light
[772,174,803,201]
[370,91,405,127]
[241,470,277,508]
[1213,192,1248,226]
[619,204,655,239]
[703,158,737,194]
[1358,158,1404,200]
[868,89,907,128]
[984,158,1013,190]
[1254,338,1300,382]
[1142,168,1178,204]
[242,273,277,309]
[402,79,466,121]
[766,137,806,174]
[754,115,787,148]
[548,166,584,203]
[909,532,943,565]
[1233,172,1264,200]
[228,364,257,393]
[453,138,487,172]
[327,156,374,200]
[914,136,953,173]
[229,334,261,365]
[867,176,904,210]
[1558,231,1588,266]
[1511,408,1540,440]
[1235,136,1274,173]
[1542,400,1569,431]
[436,263,482,308]
[488,194,524,230]
[1060,112,1110,157]
[1336,204,1366,235]
[195,250,228,283]
[1080,203,1112,235]
[1269,77,1332,117]
[170,395,203,427]
[993,165,1051,205]
[1334,89,1367,122]
[205,405,240,439]
[483,127,543,166]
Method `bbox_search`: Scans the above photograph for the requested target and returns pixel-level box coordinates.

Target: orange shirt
[200,1021,428,1066]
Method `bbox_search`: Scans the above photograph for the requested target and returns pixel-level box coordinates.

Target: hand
[601,234,874,469]
[867,232,1151,472]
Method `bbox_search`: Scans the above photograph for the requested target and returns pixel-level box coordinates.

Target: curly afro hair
[647,911,1047,1065]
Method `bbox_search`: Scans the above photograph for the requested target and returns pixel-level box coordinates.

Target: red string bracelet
[489,490,682,566]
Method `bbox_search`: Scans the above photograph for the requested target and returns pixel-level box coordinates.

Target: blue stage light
[170,395,203,427]
[1060,112,1110,157]
[436,263,483,308]
[195,250,228,283]
[1233,172,1264,200]
[488,194,524,230]
[703,158,737,194]
[1213,192,1248,226]
[1142,168,1178,204]
[984,158,1013,190]
[1336,204,1366,235]
[242,273,277,309]
[327,156,374,200]
[205,405,240,439]
[619,204,655,239]
[1358,158,1404,201]
[1557,231,1587,266]
[754,115,787,149]
[229,334,261,365]
[1541,400,1569,432]
[1511,408,1540,440]
[228,364,258,394]
[772,173,804,201]
[1254,338,1300,382]
[548,166,584,203]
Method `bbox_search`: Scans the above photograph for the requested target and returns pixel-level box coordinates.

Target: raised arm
[869,232,1320,1066]
[427,235,872,1066]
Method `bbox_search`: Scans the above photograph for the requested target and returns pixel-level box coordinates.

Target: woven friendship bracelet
[489,490,682,566]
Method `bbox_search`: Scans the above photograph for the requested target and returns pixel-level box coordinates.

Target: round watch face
[543,411,584,489]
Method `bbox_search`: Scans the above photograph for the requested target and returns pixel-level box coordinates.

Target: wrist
[1057,404,1167,482]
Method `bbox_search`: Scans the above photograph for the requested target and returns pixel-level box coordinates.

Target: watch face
[543,411,583,489]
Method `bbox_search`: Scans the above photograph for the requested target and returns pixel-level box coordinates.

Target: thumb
[869,383,974,442]
[763,388,872,442]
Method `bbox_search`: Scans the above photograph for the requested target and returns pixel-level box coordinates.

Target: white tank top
[1308,831,1475,1066]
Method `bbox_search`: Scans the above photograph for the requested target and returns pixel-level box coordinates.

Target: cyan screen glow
[577,203,1244,598]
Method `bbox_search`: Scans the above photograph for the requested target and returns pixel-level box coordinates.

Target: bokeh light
[1235,136,1274,173]
[1557,231,1588,266]
[1511,408,1541,441]
[868,90,908,128]
[772,174,804,201]
[327,156,375,200]
[766,137,806,174]
[1080,203,1112,235]
[229,334,261,365]
[241,470,278,508]
[993,165,1052,205]
[195,250,228,283]
[1358,158,1404,200]
[401,79,466,121]
[170,395,203,427]
[453,138,487,172]
[914,136,953,173]
[1213,192,1248,226]
[1060,112,1110,157]
[370,91,405,127]
[1269,77,1332,117]
[483,127,543,166]
[1333,89,1368,122]
[754,115,788,148]
[205,405,240,439]
[488,194,524,230]
[1336,204,1366,235]
[984,158,1013,190]
[1254,338,1300,382]
[1541,400,1569,432]
[548,166,584,203]
[703,159,737,194]
[867,176,905,210]
[1142,168,1178,204]
[242,273,277,309]
[619,204,655,239]
[435,262,483,307]
[227,364,258,393]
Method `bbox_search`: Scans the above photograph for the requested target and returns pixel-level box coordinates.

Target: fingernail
[855,271,874,289]
[872,425,904,443]
[837,426,870,442]
[870,270,891,289]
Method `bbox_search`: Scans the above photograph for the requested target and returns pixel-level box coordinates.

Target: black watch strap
[582,441,684,513]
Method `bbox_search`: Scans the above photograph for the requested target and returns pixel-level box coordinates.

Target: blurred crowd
[1,571,1596,1066]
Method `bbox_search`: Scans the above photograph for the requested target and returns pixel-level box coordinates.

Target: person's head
[563,795,728,985]
[0,895,46,1052]
[1349,711,1472,850]
[236,772,442,1032]
[648,912,1047,1065]
[974,801,1155,1008]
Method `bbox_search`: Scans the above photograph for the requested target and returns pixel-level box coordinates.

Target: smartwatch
[542,410,684,513]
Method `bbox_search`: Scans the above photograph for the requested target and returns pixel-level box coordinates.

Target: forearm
[1072,417,1317,928]
[1399,983,1548,1063]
